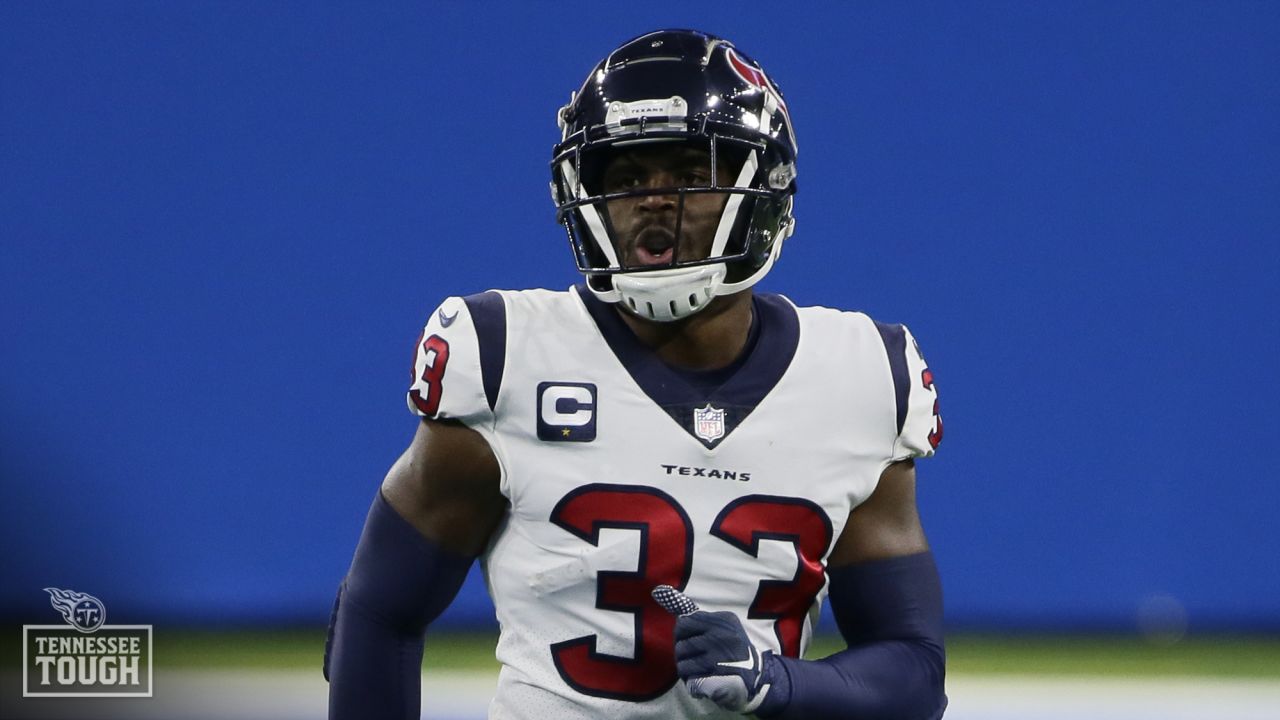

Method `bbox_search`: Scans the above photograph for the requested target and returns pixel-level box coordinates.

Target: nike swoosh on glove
[652,585,774,714]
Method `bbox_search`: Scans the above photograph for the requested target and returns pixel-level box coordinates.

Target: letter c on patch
[536,382,597,441]
[541,385,593,426]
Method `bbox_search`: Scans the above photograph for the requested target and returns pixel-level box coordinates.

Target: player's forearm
[325,491,473,720]
[326,588,428,720]
[762,637,945,719]
[757,551,947,720]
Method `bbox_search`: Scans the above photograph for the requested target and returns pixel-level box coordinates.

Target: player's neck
[615,291,754,371]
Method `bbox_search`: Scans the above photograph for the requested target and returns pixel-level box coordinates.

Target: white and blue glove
[652,584,779,714]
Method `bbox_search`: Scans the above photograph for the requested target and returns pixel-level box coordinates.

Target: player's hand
[651,585,775,714]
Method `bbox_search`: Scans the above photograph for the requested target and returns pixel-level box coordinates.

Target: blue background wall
[2,1,1277,632]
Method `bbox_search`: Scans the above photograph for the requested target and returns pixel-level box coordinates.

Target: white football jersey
[407,286,941,720]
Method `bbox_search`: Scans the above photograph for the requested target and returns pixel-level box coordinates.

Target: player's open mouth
[634,227,676,266]
[636,245,674,265]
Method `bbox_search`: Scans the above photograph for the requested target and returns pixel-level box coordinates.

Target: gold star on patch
[562,428,571,437]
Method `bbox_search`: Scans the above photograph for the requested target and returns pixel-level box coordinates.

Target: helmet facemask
[554,134,793,322]
[551,30,798,322]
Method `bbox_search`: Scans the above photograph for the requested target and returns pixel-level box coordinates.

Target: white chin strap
[594,225,788,322]
[588,200,794,323]
[611,264,728,322]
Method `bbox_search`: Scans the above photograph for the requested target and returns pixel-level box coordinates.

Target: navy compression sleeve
[756,551,947,720]
[325,491,473,720]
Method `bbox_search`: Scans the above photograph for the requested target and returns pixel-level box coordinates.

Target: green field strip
[811,634,1280,678]
[6,628,1279,678]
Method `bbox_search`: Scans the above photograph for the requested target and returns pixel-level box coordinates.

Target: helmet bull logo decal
[726,48,793,134]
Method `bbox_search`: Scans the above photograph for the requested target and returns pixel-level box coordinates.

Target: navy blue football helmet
[551,29,798,321]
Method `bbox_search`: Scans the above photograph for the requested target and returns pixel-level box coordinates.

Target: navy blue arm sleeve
[325,491,473,720]
[757,551,947,720]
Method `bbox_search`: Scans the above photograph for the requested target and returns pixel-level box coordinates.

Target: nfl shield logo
[693,404,726,443]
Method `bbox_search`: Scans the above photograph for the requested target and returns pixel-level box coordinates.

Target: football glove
[652,584,775,714]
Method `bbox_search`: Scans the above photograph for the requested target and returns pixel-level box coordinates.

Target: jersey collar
[574,284,800,450]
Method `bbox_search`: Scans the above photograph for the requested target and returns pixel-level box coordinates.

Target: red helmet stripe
[726,48,791,128]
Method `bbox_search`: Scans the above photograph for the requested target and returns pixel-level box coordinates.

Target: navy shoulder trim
[873,320,909,436]
[462,291,506,412]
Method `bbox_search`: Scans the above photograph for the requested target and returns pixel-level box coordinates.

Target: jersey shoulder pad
[406,291,507,425]
[872,320,943,460]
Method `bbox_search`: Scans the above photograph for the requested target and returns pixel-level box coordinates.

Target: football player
[326,29,947,720]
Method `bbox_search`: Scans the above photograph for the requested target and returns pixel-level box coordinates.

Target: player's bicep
[390,292,508,555]
[828,460,929,567]
[381,417,505,557]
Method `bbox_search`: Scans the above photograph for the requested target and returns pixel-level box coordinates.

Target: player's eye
[604,173,641,192]
[679,171,711,187]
